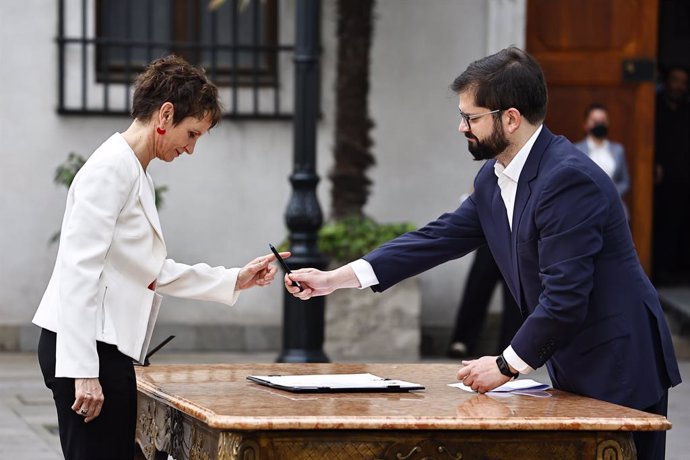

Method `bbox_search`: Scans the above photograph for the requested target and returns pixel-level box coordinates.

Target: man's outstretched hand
[284,265,361,300]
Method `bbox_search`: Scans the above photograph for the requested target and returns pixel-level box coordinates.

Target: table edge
[137,381,671,432]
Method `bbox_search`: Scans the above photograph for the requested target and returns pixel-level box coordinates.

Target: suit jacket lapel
[138,172,165,244]
[491,183,511,238]
[510,126,553,303]
[489,174,522,302]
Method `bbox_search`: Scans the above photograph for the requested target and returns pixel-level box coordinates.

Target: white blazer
[33,133,240,378]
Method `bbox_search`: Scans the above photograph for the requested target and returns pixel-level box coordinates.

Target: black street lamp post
[277,0,329,363]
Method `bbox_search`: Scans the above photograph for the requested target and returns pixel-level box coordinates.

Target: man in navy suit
[284,47,681,460]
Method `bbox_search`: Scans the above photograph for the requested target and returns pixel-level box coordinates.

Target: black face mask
[589,123,608,139]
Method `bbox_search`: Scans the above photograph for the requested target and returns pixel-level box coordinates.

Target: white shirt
[586,138,616,179]
[493,125,542,230]
[349,125,544,375]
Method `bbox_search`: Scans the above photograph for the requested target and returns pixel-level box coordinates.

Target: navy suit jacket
[364,126,681,410]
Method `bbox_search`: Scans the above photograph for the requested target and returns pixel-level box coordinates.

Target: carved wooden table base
[136,397,635,460]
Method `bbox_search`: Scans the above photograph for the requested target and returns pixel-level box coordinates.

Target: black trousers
[450,246,523,354]
[38,329,137,460]
[633,391,669,460]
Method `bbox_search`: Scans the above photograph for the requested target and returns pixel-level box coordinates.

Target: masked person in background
[574,103,630,204]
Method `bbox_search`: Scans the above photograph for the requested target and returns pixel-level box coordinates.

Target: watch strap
[496,354,519,379]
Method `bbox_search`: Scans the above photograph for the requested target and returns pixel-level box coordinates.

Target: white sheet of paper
[448,378,551,393]
[249,373,421,389]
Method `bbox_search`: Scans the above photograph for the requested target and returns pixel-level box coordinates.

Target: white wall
[367,0,527,326]
[0,0,524,341]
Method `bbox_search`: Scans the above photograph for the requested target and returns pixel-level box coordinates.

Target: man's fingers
[285,273,308,287]
[282,272,316,299]
[297,293,312,300]
[457,362,472,380]
[284,283,301,295]
[458,362,475,383]
[294,287,313,300]
[285,279,306,294]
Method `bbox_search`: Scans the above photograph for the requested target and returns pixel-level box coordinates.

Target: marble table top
[135,363,670,432]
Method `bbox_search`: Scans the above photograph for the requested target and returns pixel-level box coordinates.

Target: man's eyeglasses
[459,109,502,128]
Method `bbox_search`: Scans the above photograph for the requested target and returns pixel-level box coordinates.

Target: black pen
[269,243,304,292]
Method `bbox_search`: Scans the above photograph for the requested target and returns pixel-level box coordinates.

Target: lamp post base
[277,290,329,363]
[276,348,329,363]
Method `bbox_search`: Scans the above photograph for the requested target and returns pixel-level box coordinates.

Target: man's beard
[466,119,509,161]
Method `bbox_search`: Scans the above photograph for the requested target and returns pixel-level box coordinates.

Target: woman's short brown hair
[132,55,222,128]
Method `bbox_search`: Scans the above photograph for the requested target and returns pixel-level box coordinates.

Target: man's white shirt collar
[493,124,543,183]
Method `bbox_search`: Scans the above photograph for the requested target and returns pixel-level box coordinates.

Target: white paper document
[448,378,551,394]
[247,373,425,392]
[137,292,163,364]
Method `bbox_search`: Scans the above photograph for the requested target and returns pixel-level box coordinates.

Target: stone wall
[324,278,421,361]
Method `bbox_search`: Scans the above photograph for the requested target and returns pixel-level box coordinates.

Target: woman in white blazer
[33,55,287,460]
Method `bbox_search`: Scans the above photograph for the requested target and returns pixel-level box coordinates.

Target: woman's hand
[236,252,290,291]
[72,378,104,423]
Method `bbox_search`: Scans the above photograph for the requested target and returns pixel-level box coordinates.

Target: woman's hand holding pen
[236,252,291,291]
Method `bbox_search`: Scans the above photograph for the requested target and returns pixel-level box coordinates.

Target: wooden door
[526,0,659,271]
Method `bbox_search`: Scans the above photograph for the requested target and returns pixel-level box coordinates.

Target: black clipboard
[246,373,425,393]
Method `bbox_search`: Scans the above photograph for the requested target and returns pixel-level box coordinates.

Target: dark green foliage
[53,153,86,189]
[318,216,416,263]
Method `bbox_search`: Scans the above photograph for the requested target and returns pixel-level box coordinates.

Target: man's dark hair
[450,47,548,124]
[583,102,608,120]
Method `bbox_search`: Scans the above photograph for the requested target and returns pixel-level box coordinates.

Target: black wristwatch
[496,354,519,379]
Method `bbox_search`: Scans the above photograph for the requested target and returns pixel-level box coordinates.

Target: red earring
[156,127,166,135]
